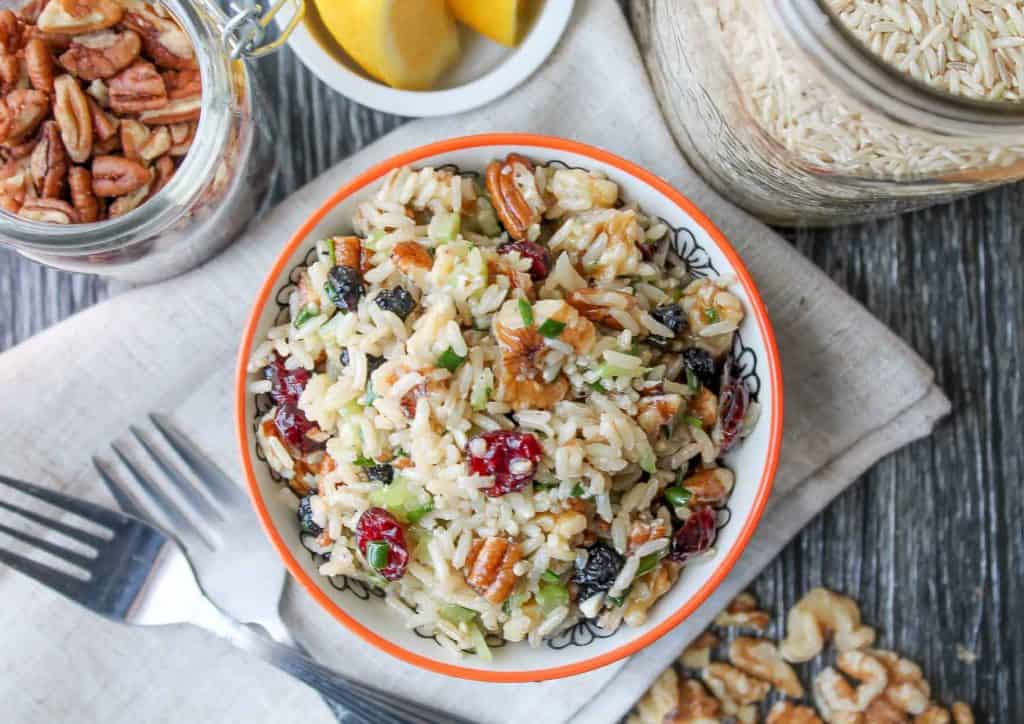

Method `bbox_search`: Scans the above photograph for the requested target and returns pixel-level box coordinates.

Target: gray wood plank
[1,5,1021,721]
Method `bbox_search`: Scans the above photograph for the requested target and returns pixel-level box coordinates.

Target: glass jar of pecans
[0,0,301,283]
[649,0,1024,225]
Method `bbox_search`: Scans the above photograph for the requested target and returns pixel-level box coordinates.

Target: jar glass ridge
[0,0,278,282]
[665,0,1024,226]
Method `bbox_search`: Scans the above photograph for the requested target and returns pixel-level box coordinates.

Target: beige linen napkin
[0,2,949,723]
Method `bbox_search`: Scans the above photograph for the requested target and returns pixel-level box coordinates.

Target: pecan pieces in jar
[0,0,200,223]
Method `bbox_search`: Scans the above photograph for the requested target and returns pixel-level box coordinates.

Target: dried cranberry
[717,377,751,453]
[668,506,717,563]
[682,347,717,389]
[498,240,551,280]
[326,265,364,313]
[651,304,686,335]
[263,354,310,407]
[467,430,544,497]
[356,507,409,581]
[274,404,322,453]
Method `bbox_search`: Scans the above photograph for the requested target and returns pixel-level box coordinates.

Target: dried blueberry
[367,463,394,486]
[339,348,384,373]
[297,494,321,535]
[682,347,717,389]
[325,265,364,313]
[650,303,687,335]
[375,286,416,321]
[572,542,624,604]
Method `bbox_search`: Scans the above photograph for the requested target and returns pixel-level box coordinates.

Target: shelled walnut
[0,0,200,223]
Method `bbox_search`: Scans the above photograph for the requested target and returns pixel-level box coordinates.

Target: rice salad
[247,155,760,658]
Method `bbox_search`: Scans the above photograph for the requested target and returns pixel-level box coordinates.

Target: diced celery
[536,582,570,614]
[541,570,560,584]
[638,446,657,474]
[405,497,434,524]
[369,478,409,510]
[467,623,492,661]
[476,198,501,236]
[595,362,647,379]
[470,370,493,411]
[325,237,336,266]
[428,212,461,244]
[440,604,478,625]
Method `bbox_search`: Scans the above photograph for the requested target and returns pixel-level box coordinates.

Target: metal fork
[0,473,471,724]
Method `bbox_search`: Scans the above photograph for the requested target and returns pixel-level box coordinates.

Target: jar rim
[780,0,1024,136]
[0,0,237,255]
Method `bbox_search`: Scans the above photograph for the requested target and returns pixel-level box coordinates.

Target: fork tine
[129,426,223,525]
[0,546,88,597]
[0,474,124,531]
[92,457,153,523]
[0,520,96,570]
[0,497,108,549]
[109,444,212,550]
[149,413,245,505]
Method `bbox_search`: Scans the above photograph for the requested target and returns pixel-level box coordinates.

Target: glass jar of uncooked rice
[656,0,1024,225]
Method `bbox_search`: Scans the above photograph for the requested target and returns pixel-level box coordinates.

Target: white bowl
[235,134,783,682]
[275,2,574,117]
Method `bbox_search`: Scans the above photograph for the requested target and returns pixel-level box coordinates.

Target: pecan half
[0,88,49,144]
[0,156,31,209]
[68,165,98,221]
[17,0,46,24]
[334,235,362,268]
[108,60,166,113]
[58,28,140,80]
[0,10,23,53]
[53,73,93,163]
[37,0,123,35]
[162,67,199,99]
[86,94,118,140]
[391,240,433,275]
[91,153,149,196]
[464,536,520,604]
[167,120,194,156]
[92,133,119,154]
[23,25,72,52]
[30,121,69,198]
[18,196,80,223]
[120,118,168,163]
[0,53,27,95]
[485,153,540,241]
[108,176,149,217]
[136,94,198,125]
[148,153,173,195]
[119,1,196,70]
[24,37,55,91]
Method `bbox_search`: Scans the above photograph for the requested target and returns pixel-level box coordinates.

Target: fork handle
[197,604,476,724]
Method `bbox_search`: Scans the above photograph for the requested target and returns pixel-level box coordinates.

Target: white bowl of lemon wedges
[275,0,574,117]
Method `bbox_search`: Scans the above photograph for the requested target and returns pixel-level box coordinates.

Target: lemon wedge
[314,0,460,90]
[447,0,539,47]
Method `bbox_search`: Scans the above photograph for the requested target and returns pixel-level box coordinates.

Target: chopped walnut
[684,468,736,508]
[680,631,719,669]
[701,662,770,715]
[729,636,804,697]
[637,394,684,436]
[687,386,719,429]
[767,701,824,724]
[913,706,951,724]
[814,650,889,719]
[665,678,722,724]
[464,536,520,605]
[780,588,876,663]
[623,559,679,626]
[626,667,678,724]
[869,650,930,716]
[627,516,669,553]
[949,703,973,724]
[714,591,770,632]
[863,697,911,723]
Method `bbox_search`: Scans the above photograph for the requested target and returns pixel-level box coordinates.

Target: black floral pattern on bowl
[250,158,762,652]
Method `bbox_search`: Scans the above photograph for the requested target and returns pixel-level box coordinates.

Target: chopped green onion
[405,497,434,524]
[638,447,657,475]
[440,604,478,625]
[325,237,336,266]
[586,380,608,393]
[437,347,466,372]
[292,303,319,329]
[537,319,566,338]
[534,480,558,491]
[536,582,570,614]
[366,540,389,570]
[362,379,377,406]
[683,414,705,429]
[393,447,408,458]
[637,551,664,577]
[686,368,699,393]
[570,483,586,498]
[704,307,719,323]
[518,297,534,327]
[541,570,560,584]
[607,588,630,607]
[353,455,375,468]
[665,486,692,508]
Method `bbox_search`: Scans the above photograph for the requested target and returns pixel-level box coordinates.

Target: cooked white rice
[248,157,758,657]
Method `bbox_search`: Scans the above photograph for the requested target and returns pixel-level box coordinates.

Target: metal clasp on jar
[222,0,305,59]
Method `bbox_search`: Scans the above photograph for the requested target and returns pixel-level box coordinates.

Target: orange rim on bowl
[235,134,784,682]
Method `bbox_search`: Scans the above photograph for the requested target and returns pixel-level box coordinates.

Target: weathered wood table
[0,5,1020,722]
